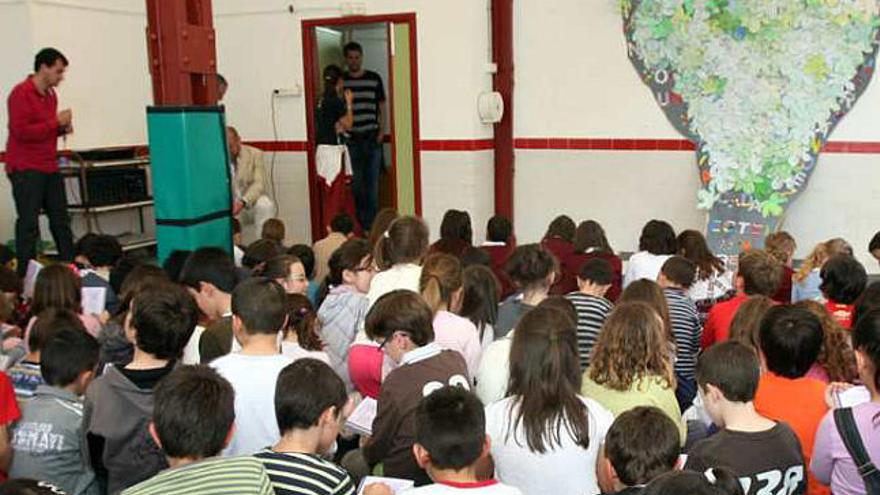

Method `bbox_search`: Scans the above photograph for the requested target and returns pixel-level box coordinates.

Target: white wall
[513,0,880,271]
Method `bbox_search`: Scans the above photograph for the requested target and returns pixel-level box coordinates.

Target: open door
[302,14,421,241]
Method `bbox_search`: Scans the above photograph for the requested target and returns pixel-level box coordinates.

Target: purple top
[811,401,880,495]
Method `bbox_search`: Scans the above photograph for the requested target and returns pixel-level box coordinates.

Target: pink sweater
[432,310,482,381]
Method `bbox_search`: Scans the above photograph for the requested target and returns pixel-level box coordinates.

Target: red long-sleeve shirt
[5,76,60,174]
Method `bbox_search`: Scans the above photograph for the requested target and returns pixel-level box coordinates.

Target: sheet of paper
[81,287,107,316]
[23,260,43,299]
[346,397,377,436]
[836,385,871,408]
[357,476,414,495]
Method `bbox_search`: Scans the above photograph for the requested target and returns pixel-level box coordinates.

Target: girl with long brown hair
[676,229,734,318]
[485,306,614,495]
[581,301,686,443]
[794,300,858,383]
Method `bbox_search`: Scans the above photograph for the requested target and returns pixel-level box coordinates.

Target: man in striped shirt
[565,258,615,369]
[343,41,386,231]
[122,366,273,495]
[255,359,355,495]
[657,256,703,410]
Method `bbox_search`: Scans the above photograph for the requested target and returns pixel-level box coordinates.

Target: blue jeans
[347,136,382,231]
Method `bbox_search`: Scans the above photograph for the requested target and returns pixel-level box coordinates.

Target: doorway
[302,13,422,241]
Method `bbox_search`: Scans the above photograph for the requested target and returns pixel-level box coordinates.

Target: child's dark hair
[322,64,343,100]
[853,309,880,393]
[0,266,22,294]
[639,220,677,255]
[243,239,282,270]
[415,386,485,470]
[869,231,880,253]
[487,215,512,243]
[288,244,316,279]
[420,253,463,315]
[0,479,72,495]
[179,247,238,293]
[460,246,491,268]
[574,220,614,254]
[153,365,235,459]
[854,282,880,327]
[231,278,287,335]
[504,244,557,291]
[738,249,783,296]
[374,216,429,270]
[544,215,576,243]
[660,256,697,289]
[439,210,473,245]
[318,239,372,305]
[82,234,123,268]
[261,218,286,245]
[29,308,85,353]
[286,294,323,352]
[131,282,199,360]
[163,250,193,282]
[728,295,774,353]
[365,290,434,346]
[256,255,302,280]
[604,406,680,486]
[677,230,725,280]
[114,264,169,319]
[32,264,82,315]
[275,359,347,433]
[759,306,823,379]
[644,469,744,495]
[330,213,355,235]
[0,245,15,268]
[820,254,867,305]
[367,208,399,248]
[41,328,99,387]
[578,258,613,286]
[460,265,500,343]
[697,341,760,402]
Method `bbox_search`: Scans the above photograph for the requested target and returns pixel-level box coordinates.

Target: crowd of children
[0,211,877,495]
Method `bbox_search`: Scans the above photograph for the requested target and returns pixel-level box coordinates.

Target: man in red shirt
[702,249,783,347]
[5,48,74,276]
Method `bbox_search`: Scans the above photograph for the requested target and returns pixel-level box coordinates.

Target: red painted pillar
[492,0,515,221]
[145,0,219,105]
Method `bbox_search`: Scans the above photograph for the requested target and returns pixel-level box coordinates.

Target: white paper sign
[23,260,43,299]
[81,287,107,316]
[346,397,377,436]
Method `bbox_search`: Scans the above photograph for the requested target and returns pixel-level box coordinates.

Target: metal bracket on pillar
[146,0,219,106]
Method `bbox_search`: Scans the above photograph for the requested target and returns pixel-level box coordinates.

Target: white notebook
[346,397,378,436]
[357,476,414,495]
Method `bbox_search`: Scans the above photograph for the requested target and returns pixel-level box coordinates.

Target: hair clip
[383,230,391,239]
[704,468,717,485]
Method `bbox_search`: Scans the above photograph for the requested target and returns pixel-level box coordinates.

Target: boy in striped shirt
[564,258,614,369]
[657,256,702,410]
[255,359,356,495]
[122,366,273,495]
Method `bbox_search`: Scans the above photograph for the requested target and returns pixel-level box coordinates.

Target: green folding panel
[146,106,233,262]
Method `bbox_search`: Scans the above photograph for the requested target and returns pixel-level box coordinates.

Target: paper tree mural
[623,0,880,254]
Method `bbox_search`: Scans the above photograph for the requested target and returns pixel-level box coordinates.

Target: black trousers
[8,170,74,276]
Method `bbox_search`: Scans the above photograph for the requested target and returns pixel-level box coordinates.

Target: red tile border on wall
[2,138,879,163]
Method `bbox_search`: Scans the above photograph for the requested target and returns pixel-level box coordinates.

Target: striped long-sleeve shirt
[664,288,703,383]
[564,292,613,370]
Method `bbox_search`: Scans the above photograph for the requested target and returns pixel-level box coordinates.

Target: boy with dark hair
[314,213,355,284]
[685,341,806,495]
[564,258,614,368]
[84,282,199,494]
[869,231,880,266]
[702,249,782,347]
[481,215,515,299]
[79,234,123,314]
[819,254,867,329]
[179,247,238,364]
[357,291,469,486]
[657,256,702,408]
[753,306,827,495]
[122,365,274,495]
[210,278,292,456]
[255,359,355,495]
[597,406,680,495]
[8,309,84,403]
[10,329,100,494]
[373,386,519,495]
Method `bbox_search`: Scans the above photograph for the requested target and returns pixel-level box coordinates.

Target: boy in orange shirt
[754,305,829,495]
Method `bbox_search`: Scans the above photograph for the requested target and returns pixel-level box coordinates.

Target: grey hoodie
[317,286,370,391]
[83,365,168,495]
[10,385,99,495]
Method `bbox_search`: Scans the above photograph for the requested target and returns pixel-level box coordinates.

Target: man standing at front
[343,42,385,232]
[5,48,75,276]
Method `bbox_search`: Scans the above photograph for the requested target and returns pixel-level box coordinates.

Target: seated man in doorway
[227,126,275,240]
